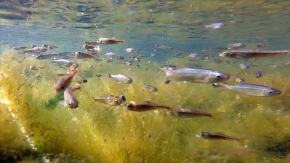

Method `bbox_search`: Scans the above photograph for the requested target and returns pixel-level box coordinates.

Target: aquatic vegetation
[1,49,290,162]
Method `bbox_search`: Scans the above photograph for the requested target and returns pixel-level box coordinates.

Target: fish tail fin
[210,112,226,121]
[117,40,125,43]
[238,138,247,147]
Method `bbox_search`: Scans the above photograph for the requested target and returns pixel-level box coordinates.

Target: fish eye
[127,104,134,109]
[268,91,273,94]
[216,75,221,79]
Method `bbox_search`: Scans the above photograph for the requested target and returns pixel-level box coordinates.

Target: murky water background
[1,0,290,162]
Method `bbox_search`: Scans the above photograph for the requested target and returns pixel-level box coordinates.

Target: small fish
[125,48,134,53]
[73,75,87,84]
[239,62,250,69]
[42,44,58,49]
[64,85,80,109]
[163,67,230,83]
[52,59,73,67]
[118,60,133,66]
[212,83,281,96]
[70,62,79,72]
[196,132,244,143]
[170,106,213,118]
[84,41,99,45]
[83,44,96,50]
[75,51,96,59]
[219,50,290,59]
[22,47,47,53]
[13,46,29,50]
[36,53,59,59]
[144,84,158,92]
[187,53,199,60]
[105,52,124,60]
[97,37,125,44]
[109,74,133,83]
[232,74,244,83]
[159,65,177,71]
[155,44,173,50]
[205,23,225,29]
[281,59,290,65]
[255,69,263,78]
[54,70,77,93]
[94,94,126,106]
[123,101,170,112]
[228,43,246,49]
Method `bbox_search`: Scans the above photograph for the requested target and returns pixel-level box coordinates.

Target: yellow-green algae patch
[1,50,290,162]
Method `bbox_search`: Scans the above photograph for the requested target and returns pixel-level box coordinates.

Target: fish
[63,85,80,109]
[144,84,158,92]
[73,75,87,84]
[42,44,58,49]
[219,50,290,59]
[125,48,134,53]
[123,101,171,112]
[94,94,126,106]
[187,53,199,60]
[205,23,225,29]
[13,46,30,50]
[52,59,73,67]
[54,70,77,93]
[105,52,124,60]
[155,44,173,50]
[36,53,59,59]
[239,62,250,69]
[255,69,263,78]
[84,41,99,45]
[108,74,133,83]
[196,132,244,144]
[163,67,230,83]
[70,62,79,72]
[75,51,96,59]
[82,44,96,50]
[212,83,281,97]
[159,65,177,71]
[22,46,47,53]
[232,74,244,83]
[97,37,125,44]
[170,106,213,118]
[228,43,246,49]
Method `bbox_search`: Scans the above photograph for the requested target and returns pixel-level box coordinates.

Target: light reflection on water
[1,0,290,162]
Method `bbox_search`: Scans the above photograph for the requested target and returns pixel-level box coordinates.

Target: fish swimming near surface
[219,50,290,59]
[94,94,126,106]
[205,23,224,29]
[228,43,246,49]
[22,46,47,53]
[123,101,171,112]
[108,74,133,83]
[75,51,96,59]
[63,85,80,109]
[54,70,77,93]
[52,59,73,67]
[163,67,230,83]
[196,132,245,145]
[97,37,125,44]
[212,83,281,97]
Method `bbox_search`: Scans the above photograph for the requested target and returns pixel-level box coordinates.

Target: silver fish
[108,74,133,83]
[205,23,224,29]
[213,83,281,96]
[105,52,124,60]
[52,59,73,67]
[163,67,230,83]
[228,43,246,49]
[239,62,250,69]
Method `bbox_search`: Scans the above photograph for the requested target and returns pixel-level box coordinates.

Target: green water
[1,0,290,162]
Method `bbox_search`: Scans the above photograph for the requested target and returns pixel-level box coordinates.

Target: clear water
[1,0,290,162]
